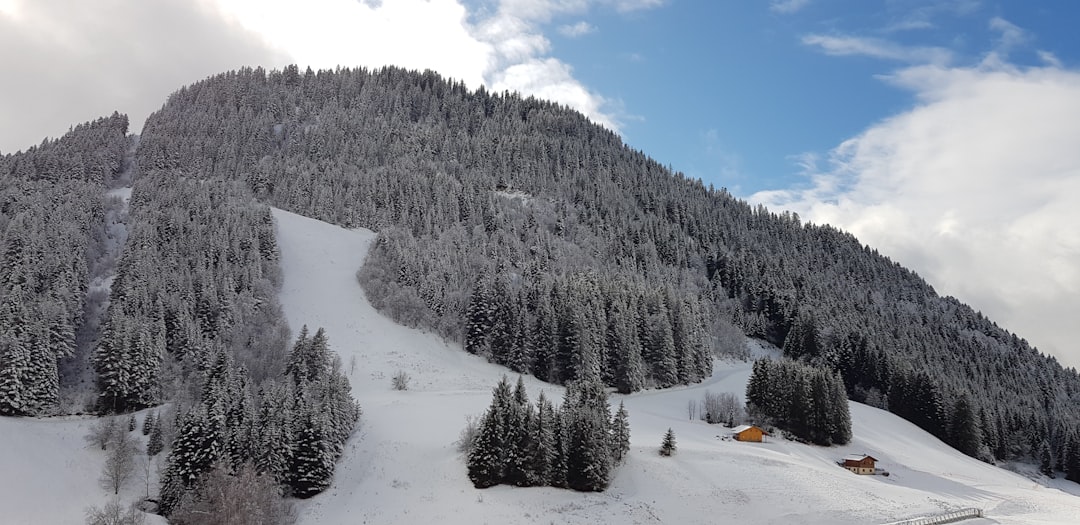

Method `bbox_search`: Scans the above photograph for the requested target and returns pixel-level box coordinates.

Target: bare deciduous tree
[169,463,294,525]
[85,498,145,525]
[102,431,136,495]
[86,417,120,451]
[392,370,411,391]
[455,414,481,454]
[702,391,744,426]
[687,399,698,421]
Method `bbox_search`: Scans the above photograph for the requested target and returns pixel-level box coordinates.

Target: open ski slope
[271,208,1080,525]
[1,208,1077,524]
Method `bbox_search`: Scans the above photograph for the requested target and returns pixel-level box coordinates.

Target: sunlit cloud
[1,0,657,153]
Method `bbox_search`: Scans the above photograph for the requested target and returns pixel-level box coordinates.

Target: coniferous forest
[2,63,1080,513]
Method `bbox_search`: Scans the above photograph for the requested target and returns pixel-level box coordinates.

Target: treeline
[461,271,710,393]
[467,376,629,492]
[745,358,851,446]
[136,65,1080,472]
[0,113,129,416]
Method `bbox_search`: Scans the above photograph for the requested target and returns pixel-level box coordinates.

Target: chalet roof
[843,454,877,462]
[731,425,768,435]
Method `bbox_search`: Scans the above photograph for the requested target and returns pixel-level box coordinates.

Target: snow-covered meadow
[2,208,1078,524]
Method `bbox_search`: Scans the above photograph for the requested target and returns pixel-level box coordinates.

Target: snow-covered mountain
[6,208,1075,524]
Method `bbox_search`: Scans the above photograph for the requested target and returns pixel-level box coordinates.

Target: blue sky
[1,0,1078,369]
[526,0,1078,195]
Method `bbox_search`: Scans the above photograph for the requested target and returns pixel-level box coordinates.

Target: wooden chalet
[731,424,768,443]
[842,454,877,475]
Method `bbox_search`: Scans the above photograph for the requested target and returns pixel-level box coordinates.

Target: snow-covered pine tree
[142,411,156,436]
[467,406,505,488]
[504,376,535,486]
[562,379,614,492]
[287,406,335,498]
[254,381,295,485]
[611,401,631,463]
[659,428,676,456]
[147,418,164,457]
[949,395,982,458]
[160,408,220,514]
[531,390,556,485]
[464,277,493,356]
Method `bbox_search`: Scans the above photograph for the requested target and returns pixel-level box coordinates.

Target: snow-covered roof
[843,454,877,462]
[731,424,768,435]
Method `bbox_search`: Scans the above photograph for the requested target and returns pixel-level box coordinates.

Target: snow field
[271,208,1080,525]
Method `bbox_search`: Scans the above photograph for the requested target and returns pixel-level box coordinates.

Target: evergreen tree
[659,428,676,456]
[147,419,164,457]
[160,409,220,514]
[531,390,556,485]
[562,379,614,492]
[949,395,982,457]
[287,407,334,498]
[504,376,536,486]
[142,411,156,436]
[467,407,504,488]
[611,401,631,463]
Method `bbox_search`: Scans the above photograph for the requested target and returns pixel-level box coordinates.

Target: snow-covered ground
[2,208,1078,524]
[270,208,1080,525]
[0,411,166,525]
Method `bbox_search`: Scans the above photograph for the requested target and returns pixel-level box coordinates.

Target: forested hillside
[132,65,1080,475]
[90,141,360,512]
[0,113,128,416]
[119,65,1080,477]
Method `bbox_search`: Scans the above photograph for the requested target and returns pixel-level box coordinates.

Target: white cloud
[1,0,651,153]
[1038,50,1063,68]
[490,58,620,130]
[802,34,953,65]
[0,0,288,154]
[559,20,596,37]
[989,16,1026,52]
[210,0,638,131]
[770,0,810,15]
[209,0,491,87]
[752,62,1080,369]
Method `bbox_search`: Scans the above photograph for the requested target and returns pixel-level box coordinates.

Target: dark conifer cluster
[159,326,359,513]
[745,358,851,446]
[467,376,629,492]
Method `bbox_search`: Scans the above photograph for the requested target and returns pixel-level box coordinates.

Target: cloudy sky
[1,0,1077,369]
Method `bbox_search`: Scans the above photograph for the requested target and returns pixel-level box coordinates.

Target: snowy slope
[272,208,1080,525]
[1,208,1076,524]
[0,412,167,525]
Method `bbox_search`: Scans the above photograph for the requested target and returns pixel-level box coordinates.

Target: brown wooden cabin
[731,424,768,442]
[842,454,877,475]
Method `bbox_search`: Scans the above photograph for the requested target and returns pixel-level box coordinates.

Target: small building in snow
[731,424,768,442]
[842,454,877,475]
